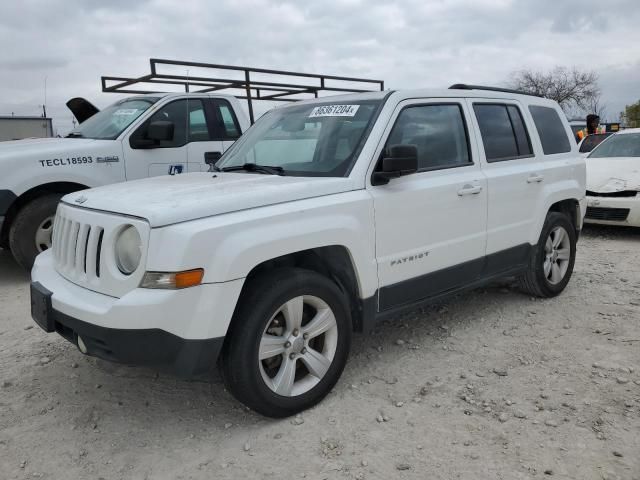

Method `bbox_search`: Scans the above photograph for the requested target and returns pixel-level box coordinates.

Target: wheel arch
[0,182,89,248]
[547,198,581,235]
[235,246,373,334]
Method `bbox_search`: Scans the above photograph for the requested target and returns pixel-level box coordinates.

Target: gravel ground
[1,225,639,480]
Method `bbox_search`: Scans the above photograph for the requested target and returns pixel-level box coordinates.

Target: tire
[9,194,62,270]
[220,268,352,417]
[518,212,577,298]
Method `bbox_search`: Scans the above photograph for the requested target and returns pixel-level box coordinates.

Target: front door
[123,98,221,179]
[369,99,488,311]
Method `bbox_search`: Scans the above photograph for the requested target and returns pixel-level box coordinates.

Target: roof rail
[102,59,385,123]
[449,84,541,98]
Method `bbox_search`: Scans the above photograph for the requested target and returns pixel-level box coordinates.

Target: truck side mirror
[372,144,419,185]
[148,121,174,142]
[130,121,175,149]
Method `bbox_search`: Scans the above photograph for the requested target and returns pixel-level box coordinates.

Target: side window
[473,104,532,162]
[142,100,188,148]
[130,99,211,148]
[188,101,211,142]
[528,106,572,155]
[215,101,241,140]
[384,104,471,171]
[507,106,532,156]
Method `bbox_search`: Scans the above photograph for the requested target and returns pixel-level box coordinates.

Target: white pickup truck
[0,93,250,268]
[31,85,586,417]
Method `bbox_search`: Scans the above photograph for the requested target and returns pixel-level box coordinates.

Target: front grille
[586,190,638,198]
[50,203,149,298]
[585,207,630,221]
[52,214,104,279]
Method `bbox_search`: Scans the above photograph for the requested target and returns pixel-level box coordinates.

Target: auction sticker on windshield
[113,109,140,116]
[309,105,360,117]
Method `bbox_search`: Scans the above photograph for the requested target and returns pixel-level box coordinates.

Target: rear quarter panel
[522,100,586,243]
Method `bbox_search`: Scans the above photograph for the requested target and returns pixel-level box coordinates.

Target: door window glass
[131,99,211,148]
[507,105,533,156]
[187,101,210,142]
[384,104,471,170]
[474,104,532,161]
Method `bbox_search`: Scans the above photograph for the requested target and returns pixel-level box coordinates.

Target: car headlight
[114,225,142,275]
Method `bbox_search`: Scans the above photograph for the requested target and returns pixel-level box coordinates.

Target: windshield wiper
[220,163,285,176]
[65,132,84,138]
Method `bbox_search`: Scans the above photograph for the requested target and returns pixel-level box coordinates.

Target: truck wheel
[220,268,352,417]
[518,212,576,298]
[9,194,62,270]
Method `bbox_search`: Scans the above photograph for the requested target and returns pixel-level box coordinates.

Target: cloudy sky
[1,0,639,134]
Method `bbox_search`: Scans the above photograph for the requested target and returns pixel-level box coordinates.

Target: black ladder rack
[102,58,385,123]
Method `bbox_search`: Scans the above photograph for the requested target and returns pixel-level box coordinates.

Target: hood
[587,157,640,192]
[0,137,115,159]
[63,172,358,227]
[66,97,100,123]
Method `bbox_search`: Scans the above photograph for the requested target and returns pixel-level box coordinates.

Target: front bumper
[585,195,640,227]
[32,280,223,376]
[30,250,245,376]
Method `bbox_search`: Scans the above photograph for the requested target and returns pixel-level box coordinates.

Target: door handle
[457,184,483,196]
[527,173,544,183]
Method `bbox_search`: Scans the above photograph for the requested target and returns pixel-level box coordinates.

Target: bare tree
[585,95,607,122]
[509,67,601,114]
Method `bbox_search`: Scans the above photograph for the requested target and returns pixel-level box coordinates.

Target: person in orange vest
[576,114,604,142]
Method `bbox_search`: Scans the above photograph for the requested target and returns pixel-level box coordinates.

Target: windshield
[67,97,159,140]
[217,100,381,177]
[588,133,640,158]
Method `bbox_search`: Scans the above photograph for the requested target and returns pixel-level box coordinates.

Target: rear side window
[215,101,241,140]
[528,106,571,155]
[473,104,532,162]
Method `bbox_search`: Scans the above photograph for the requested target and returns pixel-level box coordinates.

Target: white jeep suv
[31,85,586,417]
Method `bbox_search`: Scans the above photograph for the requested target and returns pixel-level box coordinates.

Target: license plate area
[30,282,55,332]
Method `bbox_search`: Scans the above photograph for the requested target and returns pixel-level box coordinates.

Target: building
[0,116,53,141]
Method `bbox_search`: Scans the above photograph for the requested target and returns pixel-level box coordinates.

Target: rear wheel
[220,268,352,417]
[518,212,576,297]
[9,194,62,270]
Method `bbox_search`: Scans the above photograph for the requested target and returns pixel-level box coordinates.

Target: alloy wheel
[258,295,338,397]
[543,226,571,285]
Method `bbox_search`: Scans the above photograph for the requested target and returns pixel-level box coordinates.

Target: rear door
[370,99,488,311]
[467,100,542,266]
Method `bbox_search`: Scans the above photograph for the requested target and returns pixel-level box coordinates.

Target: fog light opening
[77,336,88,354]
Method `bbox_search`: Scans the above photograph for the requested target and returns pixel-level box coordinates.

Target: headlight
[114,225,142,275]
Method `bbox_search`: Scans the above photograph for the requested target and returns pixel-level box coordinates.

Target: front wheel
[220,268,352,417]
[9,194,62,270]
[518,212,577,298]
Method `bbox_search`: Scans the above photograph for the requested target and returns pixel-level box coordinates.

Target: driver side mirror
[148,121,174,142]
[130,121,175,149]
[372,144,419,185]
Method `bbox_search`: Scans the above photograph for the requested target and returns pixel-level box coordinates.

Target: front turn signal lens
[140,269,204,289]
